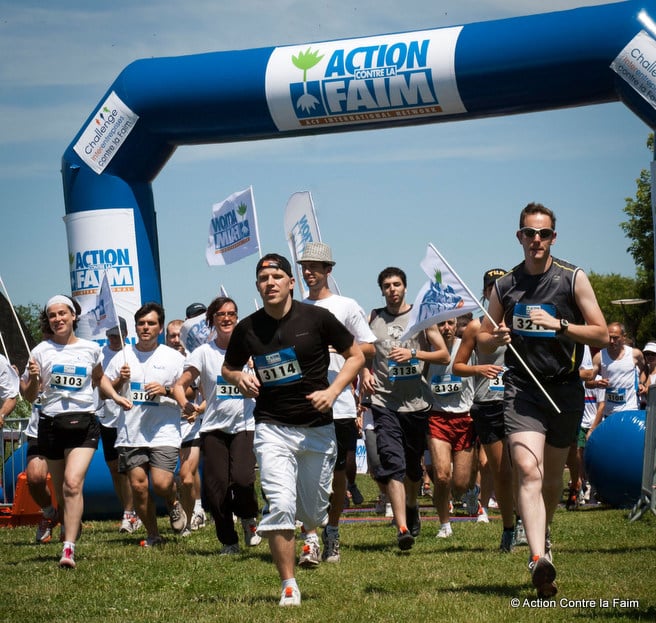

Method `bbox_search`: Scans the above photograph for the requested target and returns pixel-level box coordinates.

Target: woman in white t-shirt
[173,296,260,554]
[22,295,131,569]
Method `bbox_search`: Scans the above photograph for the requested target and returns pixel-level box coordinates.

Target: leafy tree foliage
[619,134,655,345]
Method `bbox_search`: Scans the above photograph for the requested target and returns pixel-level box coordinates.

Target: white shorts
[254,422,336,534]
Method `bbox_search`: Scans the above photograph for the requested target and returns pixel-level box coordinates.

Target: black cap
[256,254,293,278]
[185,303,207,319]
[106,316,128,337]
[483,268,506,289]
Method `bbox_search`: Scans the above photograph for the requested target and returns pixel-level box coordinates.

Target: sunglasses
[214,310,237,318]
[519,227,554,240]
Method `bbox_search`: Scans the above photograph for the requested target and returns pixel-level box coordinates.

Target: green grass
[1,478,655,623]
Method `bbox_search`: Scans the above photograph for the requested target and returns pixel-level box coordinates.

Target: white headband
[45,295,76,313]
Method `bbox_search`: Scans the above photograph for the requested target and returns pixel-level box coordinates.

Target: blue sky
[0,0,652,323]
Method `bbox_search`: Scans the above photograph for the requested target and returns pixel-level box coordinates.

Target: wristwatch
[558,319,569,334]
[410,348,417,358]
[165,386,172,397]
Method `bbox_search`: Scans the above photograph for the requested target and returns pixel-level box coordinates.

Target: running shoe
[545,527,553,563]
[168,501,187,534]
[514,519,528,546]
[374,494,388,515]
[36,509,57,544]
[279,585,301,607]
[298,540,320,568]
[565,487,579,511]
[436,523,453,539]
[140,535,164,548]
[529,555,558,598]
[499,528,515,553]
[476,505,490,523]
[462,485,480,516]
[190,508,207,530]
[406,505,421,537]
[347,483,364,505]
[119,511,142,534]
[219,543,240,555]
[241,518,262,546]
[321,526,340,563]
[59,545,76,569]
[397,526,414,551]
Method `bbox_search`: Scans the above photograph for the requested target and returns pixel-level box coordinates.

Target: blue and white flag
[283,191,340,296]
[76,272,121,341]
[400,243,482,340]
[206,186,260,266]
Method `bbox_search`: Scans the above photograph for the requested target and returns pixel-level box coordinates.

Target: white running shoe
[168,501,187,534]
[241,518,262,546]
[298,540,320,568]
[436,523,453,539]
[190,509,207,530]
[279,585,301,606]
[476,506,490,523]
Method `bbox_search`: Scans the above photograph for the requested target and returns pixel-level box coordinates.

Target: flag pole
[428,244,561,414]
[0,272,34,357]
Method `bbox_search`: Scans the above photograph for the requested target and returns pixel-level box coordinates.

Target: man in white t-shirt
[105,302,187,547]
[589,322,646,427]
[297,242,375,565]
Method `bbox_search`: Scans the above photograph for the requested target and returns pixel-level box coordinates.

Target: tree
[619,134,655,346]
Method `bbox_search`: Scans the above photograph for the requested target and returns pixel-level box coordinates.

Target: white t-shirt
[105,344,184,448]
[184,340,254,434]
[96,344,123,428]
[23,339,101,416]
[303,293,375,419]
[0,354,19,406]
[426,337,475,413]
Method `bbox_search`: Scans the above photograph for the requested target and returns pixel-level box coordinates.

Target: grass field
[1,478,655,623]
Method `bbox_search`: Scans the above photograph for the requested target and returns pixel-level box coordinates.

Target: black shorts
[181,437,202,450]
[333,418,358,471]
[26,435,44,458]
[504,376,583,449]
[372,405,428,484]
[99,423,119,462]
[470,401,505,445]
[37,412,100,460]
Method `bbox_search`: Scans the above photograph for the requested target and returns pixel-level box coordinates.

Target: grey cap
[106,316,128,337]
[297,242,336,266]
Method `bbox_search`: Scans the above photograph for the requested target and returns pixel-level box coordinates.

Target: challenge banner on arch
[206,186,261,266]
[400,243,481,340]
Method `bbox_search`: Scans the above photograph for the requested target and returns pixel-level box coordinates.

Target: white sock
[193,499,203,513]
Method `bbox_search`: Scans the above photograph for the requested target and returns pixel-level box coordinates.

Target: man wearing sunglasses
[479,202,608,600]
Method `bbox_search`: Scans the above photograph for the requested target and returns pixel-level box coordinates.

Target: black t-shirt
[495,257,585,383]
[224,300,355,427]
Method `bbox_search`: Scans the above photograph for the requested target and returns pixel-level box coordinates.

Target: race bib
[216,375,241,399]
[50,364,87,391]
[512,303,557,338]
[130,382,160,406]
[489,371,505,392]
[430,373,462,395]
[254,347,302,386]
[388,357,420,382]
[606,387,626,404]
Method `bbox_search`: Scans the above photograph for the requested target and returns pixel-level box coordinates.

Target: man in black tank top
[479,203,608,599]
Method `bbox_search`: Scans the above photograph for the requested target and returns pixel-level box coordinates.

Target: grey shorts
[117,446,179,473]
[503,375,583,449]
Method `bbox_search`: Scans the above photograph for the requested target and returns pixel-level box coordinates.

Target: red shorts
[428,411,475,452]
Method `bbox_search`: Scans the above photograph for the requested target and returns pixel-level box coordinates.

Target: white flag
[400,244,482,340]
[76,272,120,341]
[180,315,212,354]
[283,191,340,295]
[206,186,260,266]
